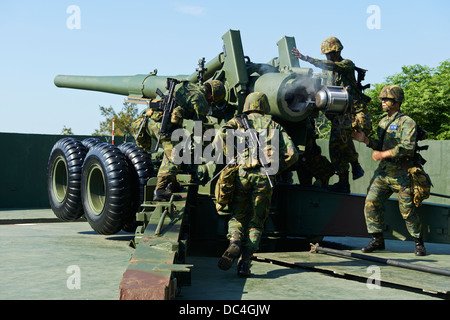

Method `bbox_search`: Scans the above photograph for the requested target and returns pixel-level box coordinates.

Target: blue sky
[0,0,449,135]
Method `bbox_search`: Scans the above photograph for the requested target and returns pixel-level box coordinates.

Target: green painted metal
[267,184,450,244]
[54,74,188,99]
[54,29,319,124]
[51,155,68,203]
[85,163,106,216]
[119,178,193,300]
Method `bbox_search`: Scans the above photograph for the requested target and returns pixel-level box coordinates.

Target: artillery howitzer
[47,30,372,299]
[47,30,450,300]
[49,29,352,235]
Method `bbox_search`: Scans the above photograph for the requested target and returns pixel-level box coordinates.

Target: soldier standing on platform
[352,85,426,256]
[292,37,372,193]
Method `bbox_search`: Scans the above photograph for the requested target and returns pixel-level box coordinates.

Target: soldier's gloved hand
[291,47,306,61]
[351,130,367,144]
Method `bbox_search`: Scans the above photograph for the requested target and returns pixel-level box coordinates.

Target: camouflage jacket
[174,81,210,123]
[368,111,417,172]
[306,57,357,88]
[305,56,367,111]
[219,113,299,174]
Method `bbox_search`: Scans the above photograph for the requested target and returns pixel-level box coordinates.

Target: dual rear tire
[81,143,132,235]
[47,138,86,221]
[47,138,153,235]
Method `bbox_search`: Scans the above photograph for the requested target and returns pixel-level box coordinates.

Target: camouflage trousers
[364,168,422,238]
[329,116,359,176]
[297,127,334,185]
[227,167,274,254]
[298,152,334,186]
[134,118,181,190]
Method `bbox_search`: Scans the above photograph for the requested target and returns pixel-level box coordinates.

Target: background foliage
[92,102,139,139]
[365,60,450,140]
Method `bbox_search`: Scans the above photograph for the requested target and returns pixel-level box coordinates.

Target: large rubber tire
[81,143,132,235]
[47,138,87,221]
[82,137,103,150]
[118,142,155,232]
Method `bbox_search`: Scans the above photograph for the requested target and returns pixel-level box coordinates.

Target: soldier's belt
[383,157,415,170]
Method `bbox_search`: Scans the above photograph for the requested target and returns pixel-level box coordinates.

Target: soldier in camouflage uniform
[133,80,226,201]
[217,92,299,277]
[352,85,426,256]
[292,37,372,193]
[297,112,335,187]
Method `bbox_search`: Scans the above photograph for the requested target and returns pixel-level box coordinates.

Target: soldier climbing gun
[236,114,274,189]
[131,98,163,142]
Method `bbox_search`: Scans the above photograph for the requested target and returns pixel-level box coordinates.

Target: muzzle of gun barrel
[315,86,352,115]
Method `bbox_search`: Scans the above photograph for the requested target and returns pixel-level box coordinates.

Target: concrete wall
[317,139,450,206]
[0,133,129,208]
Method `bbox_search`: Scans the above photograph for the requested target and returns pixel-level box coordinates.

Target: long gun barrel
[54,74,186,99]
[54,53,225,99]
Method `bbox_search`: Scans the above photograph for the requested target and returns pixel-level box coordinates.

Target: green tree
[93,101,140,138]
[61,125,73,135]
[314,112,331,139]
[366,60,450,140]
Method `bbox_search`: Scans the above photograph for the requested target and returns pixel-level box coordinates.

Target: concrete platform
[177,236,449,300]
[177,254,447,300]
[1,209,448,300]
[0,209,134,300]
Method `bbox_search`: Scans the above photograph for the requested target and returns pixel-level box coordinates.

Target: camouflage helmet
[205,80,226,104]
[379,85,404,103]
[243,92,270,114]
[321,37,344,54]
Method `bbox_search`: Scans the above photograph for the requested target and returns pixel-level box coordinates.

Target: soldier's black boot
[218,236,241,271]
[414,236,427,256]
[153,189,181,201]
[361,233,385,253]
[327,173,350,193]
[351,161,365,180]
[237,247,252,278]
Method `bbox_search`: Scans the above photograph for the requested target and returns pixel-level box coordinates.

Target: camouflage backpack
[408,166,432,207]
[214,161,239,212]
[352,109,373,136]
[132,117,152,150]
